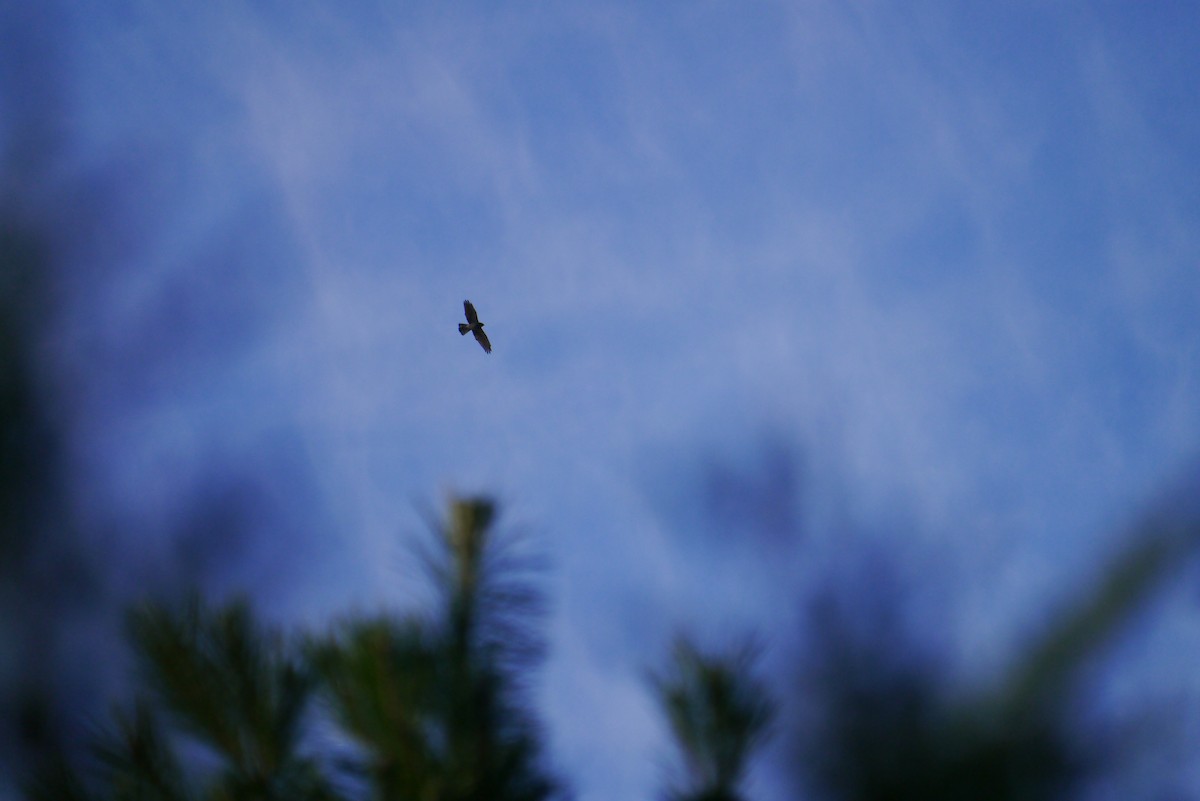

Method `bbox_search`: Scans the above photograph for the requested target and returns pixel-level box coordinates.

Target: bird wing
[463,300,479,325]
[473,328,492,353]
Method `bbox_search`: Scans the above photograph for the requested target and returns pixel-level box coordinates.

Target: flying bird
[458,300,491,353]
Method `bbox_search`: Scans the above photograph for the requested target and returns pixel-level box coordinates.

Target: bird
[458,300,491,353]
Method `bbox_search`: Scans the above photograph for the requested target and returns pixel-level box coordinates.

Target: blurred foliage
[27,500,1198,801]
[2,9,332,792]
[795,591,1084,801]
[35,498,564,801]
[28,595,336,801]
[790,512,1199,801]
[651,638,773,801]
[1,116,107,788]
[128,598,331,800]
[309,497,562,801]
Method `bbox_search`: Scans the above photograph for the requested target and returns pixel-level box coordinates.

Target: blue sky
[10,1,1200,798]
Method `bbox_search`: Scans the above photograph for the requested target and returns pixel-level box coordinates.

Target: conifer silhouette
[309,497,563,801]
[652,638,773,801]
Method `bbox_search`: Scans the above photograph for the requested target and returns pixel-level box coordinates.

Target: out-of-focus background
[2,3,1199,800]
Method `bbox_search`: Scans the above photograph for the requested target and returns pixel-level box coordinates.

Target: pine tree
[309,497,563,801]
[652,637,773,801]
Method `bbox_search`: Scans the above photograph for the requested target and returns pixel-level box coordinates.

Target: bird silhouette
[458,300,491,353]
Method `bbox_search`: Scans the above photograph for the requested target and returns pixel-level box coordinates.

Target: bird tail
[458,324,471,335]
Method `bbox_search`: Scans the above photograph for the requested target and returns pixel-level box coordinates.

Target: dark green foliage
[17,464,1199,801]
[652,638,773,801]
[309,617,441,799]
[2,150,110,788]
[40,498,564,801]
[310,497,562,801]
[796,608,1084,801]
[93,702,191,801]
[126,597,330,801]
[793,512,1200,801]
[1002,514,1198,719]
[36,596,336,801]
[25,755,101,801]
